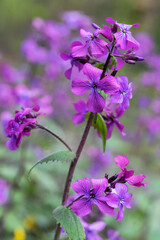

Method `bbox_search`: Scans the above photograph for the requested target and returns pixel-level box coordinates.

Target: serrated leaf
[28,151,75,179]
[85,113,107,152]
[53,206,85,240]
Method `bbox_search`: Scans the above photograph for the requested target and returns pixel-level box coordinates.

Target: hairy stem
[36,124,72,152]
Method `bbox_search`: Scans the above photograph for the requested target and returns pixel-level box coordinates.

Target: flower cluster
[5,105,41,151]
[65,17,143,139]
[71,155,146,221]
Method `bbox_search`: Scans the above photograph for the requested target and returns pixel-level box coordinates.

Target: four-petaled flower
[71,29,107,57]
[72,63,120,113]
[106,183,132,221]
[72,177,115,216]
[110,76,132,111]
[5,105,41,151]
[114,155,147,187]
[106,17,140,50]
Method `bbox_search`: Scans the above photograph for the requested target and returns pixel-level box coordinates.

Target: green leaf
[53,206,85,240]
[28,151,75,179]
[85,113,107,152]
[95,62,105,70]
[109,55,117,70]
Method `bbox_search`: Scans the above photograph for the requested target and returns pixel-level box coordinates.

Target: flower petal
[98,76,120,94]
[91,178,108,195]
[87,90,105,113]
[116,203,124,221]
[95,196,115,215]
[105,193,119,208]
[115,183,128,197]
[72,177,91,195]
[71,78,91,96]
[114,155,129,170]
[83,63,102,83]
[72,197,92,216]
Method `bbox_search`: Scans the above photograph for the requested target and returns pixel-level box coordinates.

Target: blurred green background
[1,0,160,240]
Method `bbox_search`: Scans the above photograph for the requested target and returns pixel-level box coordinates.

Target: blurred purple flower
[72,177,115,216]
[61,41,84,80]
[61,11,91,30]
[108,229,125,240]
[86,146,112,177]
[0,178,10,205]
[72,100,88,125]
[106,183,132,221]
[5,105,41,151]
[103,105,126,139]
[82,219,106,240]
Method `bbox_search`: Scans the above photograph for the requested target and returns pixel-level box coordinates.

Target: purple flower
[61,42,84,80]
[72,100,88,125]
[72,177,115,216]
[0,178,10,205]
[61,11,91,30]
[86,146,112,177]
[72,63,120,113]
[110,76,132,111]
[82,220,106,240]
[71,29,107,57]
[5,105,41,151]
[106,183,132,221]
[108,229,125,240]
[103,105,126,139]
[106,17,140,50]
[114,155,147,187]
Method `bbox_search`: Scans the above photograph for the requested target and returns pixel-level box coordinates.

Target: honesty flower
[110,76,132,111]
[114,155,147,187]
[71,29,107,57]
[106,183,132,221]
[106,17,140,50]
[82,220,106,240]
[5,105,41,151]
[61,42,84,80]
[103,105,126,139]
[72,177,115,216]
[72,63,120,113]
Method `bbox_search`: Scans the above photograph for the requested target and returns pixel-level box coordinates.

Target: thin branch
[36,124,72,152]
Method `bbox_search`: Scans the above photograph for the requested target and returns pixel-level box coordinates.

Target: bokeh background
[0,0,160,239]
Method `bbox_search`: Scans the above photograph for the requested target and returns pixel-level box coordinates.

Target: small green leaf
[28,151,75,178]
[109,55,117,70]
[85,112,107,152]
[53,206,85,240]
[95,62,105,70]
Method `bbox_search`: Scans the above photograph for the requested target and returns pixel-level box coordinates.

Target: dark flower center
[90,193,95,198]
